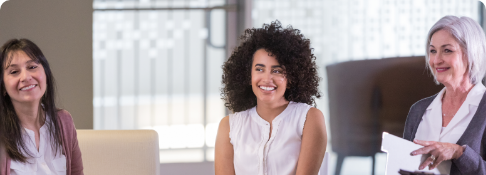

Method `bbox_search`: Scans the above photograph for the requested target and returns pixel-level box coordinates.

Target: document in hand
[381,132,448,175]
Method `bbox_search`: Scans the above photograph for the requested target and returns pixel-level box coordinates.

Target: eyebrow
[5,60,38,69]
[255,64,282,68]
[429,44,453,48]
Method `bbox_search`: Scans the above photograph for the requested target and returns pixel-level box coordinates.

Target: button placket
[262,122,271,175]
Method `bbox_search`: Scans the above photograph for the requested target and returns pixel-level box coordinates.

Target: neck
[12,100,43,131]
[255,98,289,123]
[443,79,474,105]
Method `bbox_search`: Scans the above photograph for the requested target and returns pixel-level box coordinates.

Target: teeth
[20,85,35,91]
[259,86,276,91]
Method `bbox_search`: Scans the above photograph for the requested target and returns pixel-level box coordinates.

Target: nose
[261,70,274,83]
[20,69,32,82]
[430,53,443,66]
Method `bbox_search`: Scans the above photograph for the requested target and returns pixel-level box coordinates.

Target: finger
[414,139,435,146]
[429,150,446,170]
[419,156,435,170]
[429,159,442,170]
[411,146,435,156]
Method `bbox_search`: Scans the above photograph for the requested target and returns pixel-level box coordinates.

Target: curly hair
[222,21,321,112]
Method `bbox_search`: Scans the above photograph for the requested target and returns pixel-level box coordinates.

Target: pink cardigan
[0,110,84,175]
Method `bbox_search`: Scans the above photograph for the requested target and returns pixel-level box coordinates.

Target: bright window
[93,0,228,163]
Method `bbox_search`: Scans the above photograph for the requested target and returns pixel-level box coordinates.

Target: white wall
[0,0,93,129]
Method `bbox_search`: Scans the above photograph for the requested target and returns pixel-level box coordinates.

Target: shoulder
[301,107,326,139]
[306,107,323,116]
[55,109,76,129]
[409,94,437,112]
[305,107,325,125]
[406,94,437,120]
[219,116,230,128]
[403,94,437,140]
[232,107,253,116]
[287,101,312,114]
[57,109,73,120]
[299,106,325,135]
[229,107,253,123]
[217,116,231,142]
[291,101,312,108]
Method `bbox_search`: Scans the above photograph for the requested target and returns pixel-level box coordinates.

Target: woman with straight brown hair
[0,38,83,175]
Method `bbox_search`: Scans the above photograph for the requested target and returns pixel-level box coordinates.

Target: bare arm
[214,116,235,175]
[295,108,328,175]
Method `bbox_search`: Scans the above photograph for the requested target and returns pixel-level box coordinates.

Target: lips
[436,67,450,73]
[19,84,37,91]
[259,85,276,91]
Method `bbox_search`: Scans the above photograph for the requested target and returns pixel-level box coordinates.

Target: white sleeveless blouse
[229,101,312,175]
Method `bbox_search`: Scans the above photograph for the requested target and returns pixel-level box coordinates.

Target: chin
[436,78,449,84]
[256,96,276,103]
[19,97,42,103]
[257,95,286,103]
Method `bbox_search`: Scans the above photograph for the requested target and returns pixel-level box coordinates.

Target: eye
[272,69,284,74]
[255,67,263,72]
[9,70,18,74]
[29,65,38,69]
[429,49,436,53]
[444,49,452,53]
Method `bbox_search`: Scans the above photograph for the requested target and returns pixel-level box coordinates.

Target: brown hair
[0,38,62,162]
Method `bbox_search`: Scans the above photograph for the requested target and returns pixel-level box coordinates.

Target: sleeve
[403,100,427,141]
[453,145,486,174]
[70,126,84,175]
[402,105,416,141]
[60,110,83,175]
[402,94,438,141]
[0,143,7,175]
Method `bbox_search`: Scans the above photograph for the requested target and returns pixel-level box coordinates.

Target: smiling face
[3,51,46,105]
[428,29,469,86]
[251,49,288,104]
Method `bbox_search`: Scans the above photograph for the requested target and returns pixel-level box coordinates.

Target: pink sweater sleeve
[69,122,83,175]
[58,110,84,175]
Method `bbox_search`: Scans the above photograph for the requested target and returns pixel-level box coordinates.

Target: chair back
[326,57,442,156]
[77,130,160,175]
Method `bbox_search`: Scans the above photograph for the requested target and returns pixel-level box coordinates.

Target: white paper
[381,132,448,175]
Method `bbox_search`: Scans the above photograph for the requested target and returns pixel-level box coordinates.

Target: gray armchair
[326,56,442,175]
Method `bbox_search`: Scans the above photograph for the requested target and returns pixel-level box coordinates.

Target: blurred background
[1,0,486,174]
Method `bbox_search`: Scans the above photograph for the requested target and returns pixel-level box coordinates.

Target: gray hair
[426,15,486,85]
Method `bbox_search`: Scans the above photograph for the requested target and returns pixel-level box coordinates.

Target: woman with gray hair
[403,15,486,174]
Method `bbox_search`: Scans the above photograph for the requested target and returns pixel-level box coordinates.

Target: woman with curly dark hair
[215,21,327,175]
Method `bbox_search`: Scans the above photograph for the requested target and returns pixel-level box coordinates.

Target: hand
[410,140,465,170]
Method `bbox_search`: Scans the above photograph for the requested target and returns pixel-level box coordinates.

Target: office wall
[0,0,93,129]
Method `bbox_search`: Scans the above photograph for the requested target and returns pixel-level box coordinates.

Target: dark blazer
[403,92,486,175]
